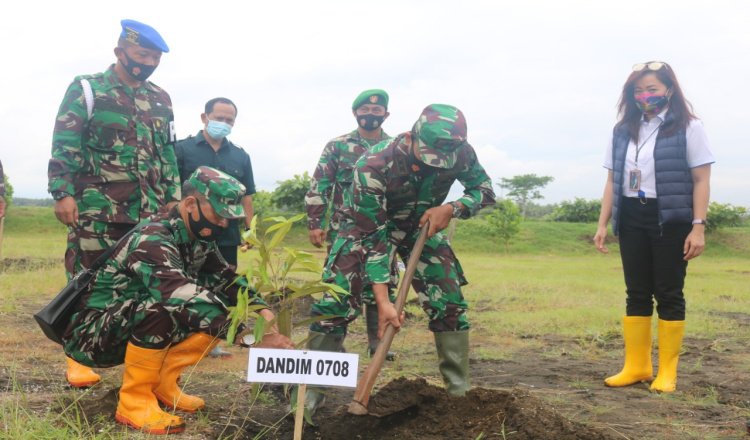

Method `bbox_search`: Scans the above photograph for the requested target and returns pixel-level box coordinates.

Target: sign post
[247,348,359,439]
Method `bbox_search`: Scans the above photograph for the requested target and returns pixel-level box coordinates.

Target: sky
[1,0,748,207]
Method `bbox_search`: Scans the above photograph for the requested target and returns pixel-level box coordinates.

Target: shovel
[348,220,430,416]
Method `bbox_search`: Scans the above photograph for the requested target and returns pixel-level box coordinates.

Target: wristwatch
[52,191,72,201]
[692,219,707,226]
[448,201,462,218]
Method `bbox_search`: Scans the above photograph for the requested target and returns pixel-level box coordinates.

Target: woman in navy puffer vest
[593,61,714,394]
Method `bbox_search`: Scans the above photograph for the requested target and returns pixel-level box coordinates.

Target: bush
[271,172,312,215]
[486,199,522,252]
[706,202,749,232]
[548,198,601,223]
[2,173,14,209]
[252,190,274,220]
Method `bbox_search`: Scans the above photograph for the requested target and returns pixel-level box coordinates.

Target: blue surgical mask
[206,120,232,140]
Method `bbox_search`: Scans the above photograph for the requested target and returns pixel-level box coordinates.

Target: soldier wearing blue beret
[47,19,179,397]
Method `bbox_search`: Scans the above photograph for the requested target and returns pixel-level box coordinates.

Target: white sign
[247,348,359,387]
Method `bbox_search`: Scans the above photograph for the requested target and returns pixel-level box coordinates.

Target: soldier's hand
[377,303,405,339]
[54,197,78,227]
[419,204,453,238]
[0,197,6,219]
[309,229,326,248]
[256,332,295,349]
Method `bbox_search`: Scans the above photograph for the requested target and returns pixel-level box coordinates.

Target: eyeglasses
[632,62,669,72]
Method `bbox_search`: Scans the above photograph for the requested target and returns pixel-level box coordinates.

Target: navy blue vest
[611,112,694,235]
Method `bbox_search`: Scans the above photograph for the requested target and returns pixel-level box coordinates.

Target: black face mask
[188,202,225,242]
[122,52,157,82]
[407,143,440,177]
[357,114,385,131]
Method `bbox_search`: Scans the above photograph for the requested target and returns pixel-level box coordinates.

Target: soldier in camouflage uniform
[0,160,6,219]
[301,104,496,415]
[47,20,180,388]
[304,89,396,359]
[62,167,293,435]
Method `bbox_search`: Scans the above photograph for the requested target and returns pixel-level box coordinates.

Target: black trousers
[618,197,692,321]
[218,245,238,268]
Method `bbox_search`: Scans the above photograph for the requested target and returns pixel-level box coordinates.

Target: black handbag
[33,222,160,345]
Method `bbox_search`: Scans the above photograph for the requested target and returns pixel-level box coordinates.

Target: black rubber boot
[365,304,396,361]
[434,330,471,396]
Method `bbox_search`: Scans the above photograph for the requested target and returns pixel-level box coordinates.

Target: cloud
[1,0,748,209]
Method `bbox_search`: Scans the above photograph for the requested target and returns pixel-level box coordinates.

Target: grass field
[1,206,749,439]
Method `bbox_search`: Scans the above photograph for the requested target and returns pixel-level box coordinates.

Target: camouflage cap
[120,19,170,53]
[412,104,468,169]
[352,89,389,110]
[188,166,246,219]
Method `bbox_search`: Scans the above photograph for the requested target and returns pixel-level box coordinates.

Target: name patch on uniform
[149,108,171,118]
[93,100,135,116]
[394,156,409,176]
[247,348,359,387]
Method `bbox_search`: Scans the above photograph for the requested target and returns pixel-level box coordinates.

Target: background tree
[548,198,602,223]
[486,199,522,252]
[2,174,14,209]
[271,172,312,215]
[498,174,554,218]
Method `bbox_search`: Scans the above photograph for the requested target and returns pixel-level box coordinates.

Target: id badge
[628,169,641,191]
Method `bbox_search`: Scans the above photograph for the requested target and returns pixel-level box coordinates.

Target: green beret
[352,89,389,110]
[188,166,246,219]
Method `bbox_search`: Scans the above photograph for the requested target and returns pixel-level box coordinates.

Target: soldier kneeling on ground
[61,166,294,434]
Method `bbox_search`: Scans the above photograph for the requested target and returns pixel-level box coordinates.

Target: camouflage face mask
[634,90,670,115]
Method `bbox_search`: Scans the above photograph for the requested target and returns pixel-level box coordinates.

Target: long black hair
[616,62,696,143]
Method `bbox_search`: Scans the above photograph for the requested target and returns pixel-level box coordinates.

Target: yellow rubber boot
[650,319,685,393]
[605,316,654,387]
[153,333,218,412]
[65,357,102,388]
[115,343,185,434]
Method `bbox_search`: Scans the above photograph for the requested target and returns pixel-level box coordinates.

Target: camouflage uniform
[62,205,264,368]
[47,65,180,277]
[305,129,390,250]
[311,117,496,334]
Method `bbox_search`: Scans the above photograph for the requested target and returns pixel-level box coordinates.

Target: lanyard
[634,121,663,169]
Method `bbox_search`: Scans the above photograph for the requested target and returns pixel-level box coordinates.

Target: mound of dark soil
[246,377,613,440]
[317,378,611,440]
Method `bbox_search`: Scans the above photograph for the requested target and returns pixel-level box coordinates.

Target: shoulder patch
[73,72,103,82]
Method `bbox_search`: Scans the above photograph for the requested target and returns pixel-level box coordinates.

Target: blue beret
[120,19,169,53]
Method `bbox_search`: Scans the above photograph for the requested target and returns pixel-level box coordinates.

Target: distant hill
[13,198,54,207]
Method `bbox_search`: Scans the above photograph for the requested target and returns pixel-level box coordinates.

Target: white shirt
[604,108,715,198]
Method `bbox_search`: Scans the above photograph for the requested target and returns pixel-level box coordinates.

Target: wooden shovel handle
[348,221,430,414]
